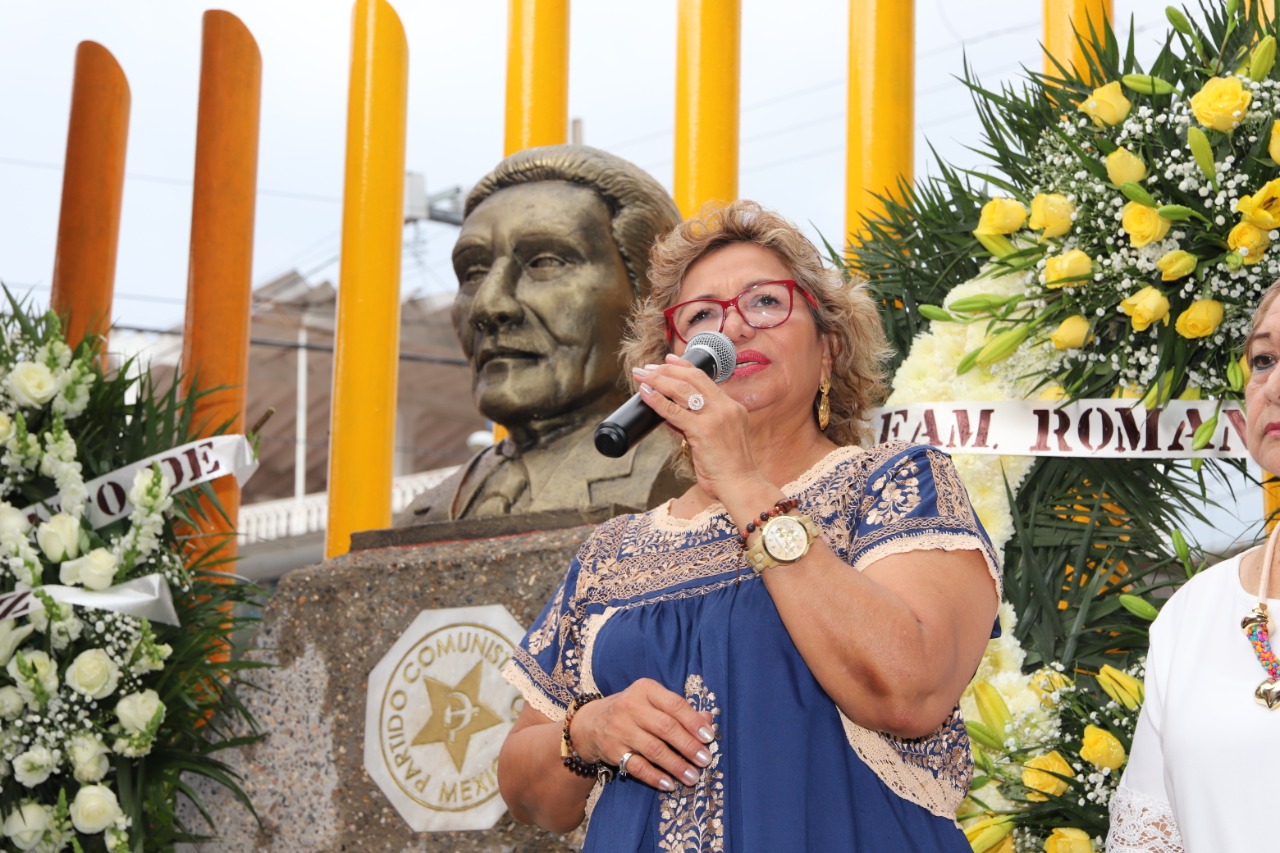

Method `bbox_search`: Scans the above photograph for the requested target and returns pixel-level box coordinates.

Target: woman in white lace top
[1107,281,1280,852]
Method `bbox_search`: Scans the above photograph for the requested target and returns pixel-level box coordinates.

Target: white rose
[7,650,58,706]
[0,503,27,537]
[116,688,164,734]
[35,512,81,562]
[68,733,111,783]
[13,745,54,787]
[0,685,24,719]
[70,784,122,834]
[3,801,53,851]
[0,411,13,444]
[7,362,58,409]
[0,619,35,667]
[59,548,118,591]
[66,649,121,700]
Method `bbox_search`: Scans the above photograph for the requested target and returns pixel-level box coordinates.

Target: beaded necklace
[1242,523,1280,709]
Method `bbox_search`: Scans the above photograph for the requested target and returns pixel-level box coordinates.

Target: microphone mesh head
[685,331,737,383]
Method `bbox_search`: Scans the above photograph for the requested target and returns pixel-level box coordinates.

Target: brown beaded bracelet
[561,693,611,780]
[740,498,798,546]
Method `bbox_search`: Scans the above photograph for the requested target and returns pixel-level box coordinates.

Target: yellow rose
[1175,299,1224,339]
[975,198,1028,235]
[1120,286,1171,332]
[1105,146,1148,184]
[1050,315,1093,350]
[1155,249,1197,281]
[1237,178,1280,229]
[1270,120,1280,164]
[1044,249,1093,288]
[1038,383,1069,401]
[1078,80,1132,127]
[1029,193,1075,238]
[1190,75,1252,131]
[1228,220,1272,264]
[1080,724,1127,771]
[1044,826,1096,853]
[1030,667,1072,701]
[1121,202,1172,248]
[1022,750,1074,801]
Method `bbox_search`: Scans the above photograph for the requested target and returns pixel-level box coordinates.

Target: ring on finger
[618,751,635,777]
[687,393,705,411]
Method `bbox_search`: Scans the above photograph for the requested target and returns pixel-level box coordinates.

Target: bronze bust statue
[399,145,686,524]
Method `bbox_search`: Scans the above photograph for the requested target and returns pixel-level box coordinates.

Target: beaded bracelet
[740,498,798,546]
[561,693,613,780]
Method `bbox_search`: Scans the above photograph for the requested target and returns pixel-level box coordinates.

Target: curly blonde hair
[620,199,892,452]
[1248,278,1280,347]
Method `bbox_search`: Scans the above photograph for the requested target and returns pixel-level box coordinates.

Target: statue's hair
[466,145,681,298]
[621,199,893,454]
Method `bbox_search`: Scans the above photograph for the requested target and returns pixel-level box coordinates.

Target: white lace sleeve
[1106,785,1184,853]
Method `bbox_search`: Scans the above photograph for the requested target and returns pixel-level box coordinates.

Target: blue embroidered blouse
[503,443,1000,851]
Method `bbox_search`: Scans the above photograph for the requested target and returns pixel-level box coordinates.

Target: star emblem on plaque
[413,661,504,770]
[364,605,526,832]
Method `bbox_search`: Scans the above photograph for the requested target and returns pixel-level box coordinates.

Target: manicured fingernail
[640,383,654,395]
[682,768,699,785]
[644,363,661,371]
[698,727,714,743]
[658,777,675,791]
[632,366,652,378]
[695,750,711,767]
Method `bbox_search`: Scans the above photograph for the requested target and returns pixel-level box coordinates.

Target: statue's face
[451,181,634,427]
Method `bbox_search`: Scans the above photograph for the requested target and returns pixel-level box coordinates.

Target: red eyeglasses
[663,280,817,344]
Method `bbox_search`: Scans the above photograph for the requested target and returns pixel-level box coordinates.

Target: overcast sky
[1,0,1171,333]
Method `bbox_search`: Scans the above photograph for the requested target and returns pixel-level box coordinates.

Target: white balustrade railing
[237,467,458,545]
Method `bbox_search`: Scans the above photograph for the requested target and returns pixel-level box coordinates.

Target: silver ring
[687,393,705,411]
[618,751,635,777]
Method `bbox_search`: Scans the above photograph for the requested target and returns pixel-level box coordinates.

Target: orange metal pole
[846,0,914,247]
[180,11,262,571]
[504,0,569,156]
[49,42,130,364]
[673,0,740,218]
[325,0,408,558]
[1043,0,1113,80]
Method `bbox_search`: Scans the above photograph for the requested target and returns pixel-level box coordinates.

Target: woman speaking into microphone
[497,200,1000,851]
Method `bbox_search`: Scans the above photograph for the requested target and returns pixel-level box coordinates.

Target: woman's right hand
[571,678,716,791]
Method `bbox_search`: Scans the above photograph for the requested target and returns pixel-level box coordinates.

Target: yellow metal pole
[846,0,913,248]
[673,0,741,218]
[50,42,130,365]
[1043,0,1113,80]
[1266,477,1280,530]
[181,11,261,574]
[504,0,569,155]
[326,0,408,558]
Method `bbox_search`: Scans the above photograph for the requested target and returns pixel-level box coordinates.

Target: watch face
[763,516,809,562]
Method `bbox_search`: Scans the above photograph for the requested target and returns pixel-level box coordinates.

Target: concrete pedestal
[180,512,615,852]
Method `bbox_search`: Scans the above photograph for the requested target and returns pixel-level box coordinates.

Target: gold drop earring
[817,377,831,431]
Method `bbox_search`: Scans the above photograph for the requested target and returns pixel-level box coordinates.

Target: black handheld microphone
[594,331,737,458]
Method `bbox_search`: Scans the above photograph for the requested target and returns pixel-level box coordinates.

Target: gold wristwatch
[745,511,819,574]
